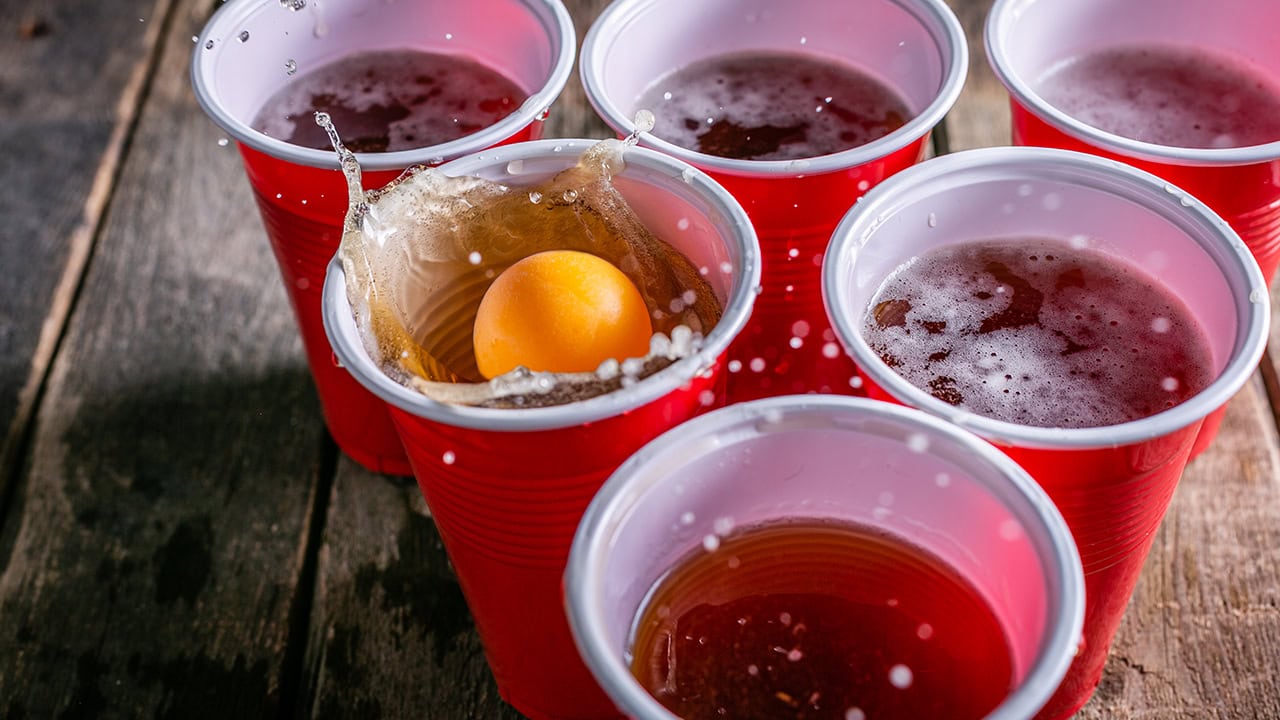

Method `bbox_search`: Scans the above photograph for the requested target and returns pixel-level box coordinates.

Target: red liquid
[1037,44,1280,149]
[862,238,1213,428]
[630,520,1014,720]
[637,51,912,161]
[252,49,528,152]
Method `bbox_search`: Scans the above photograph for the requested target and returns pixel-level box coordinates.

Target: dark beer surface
[630,520,1014,719]
[637,51,912,161]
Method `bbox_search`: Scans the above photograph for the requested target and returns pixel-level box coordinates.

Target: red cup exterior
[236,122,540,475]
[389,362,724,720]
[715,137,930,402]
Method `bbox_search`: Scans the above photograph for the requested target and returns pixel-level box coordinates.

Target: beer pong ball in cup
[581,0,967,401]
[565,396,1085,720]
[192,0,575,474]
[823,147,1269,720]
[986,0,1280,456]
[323,140,759,720]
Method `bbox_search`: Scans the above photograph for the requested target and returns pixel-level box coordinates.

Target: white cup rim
[565,395,1086,720]
[191,0,577,171]
[322,139,761,431]
[985,0,1280,168]
[822,146,1270,449]
[580,0,969,178]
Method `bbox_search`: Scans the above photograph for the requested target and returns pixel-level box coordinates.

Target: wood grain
[0,0,328,715]
[0,0,172,528]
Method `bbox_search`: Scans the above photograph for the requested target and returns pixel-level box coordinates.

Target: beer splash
[320,112,722,408]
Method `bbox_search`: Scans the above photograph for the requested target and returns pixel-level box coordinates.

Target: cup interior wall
[994,0,1280,88]
[591,0,949,118]
[446,149,744,306]
[834,165,1244,375]
[200,0,558,131]
[591,407,1060,683]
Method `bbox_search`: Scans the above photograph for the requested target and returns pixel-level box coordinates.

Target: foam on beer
[1037,44,1280,150]
[637,51,911,161]
[321,114,722,408]
[863,238,1213,429]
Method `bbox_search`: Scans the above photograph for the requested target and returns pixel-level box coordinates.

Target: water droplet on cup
[888,664,913,688]
[285,59,297,75]
[237,30,250,42]
[442,451,456,465]
[204,39,215,50]
[280,0,306,10]
[216,138,229,147]
[633,109,656,133]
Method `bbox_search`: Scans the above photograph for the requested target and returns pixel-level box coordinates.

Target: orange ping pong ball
[473,250,655,379]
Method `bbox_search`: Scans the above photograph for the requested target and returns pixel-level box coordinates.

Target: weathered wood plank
[1080,377,1280,719]
[0,0,169,523]
[0,0,328,716]
[941,0,1009,154]
[945,0,1280,716]
[299,2,612,717]
[301,463,523,719]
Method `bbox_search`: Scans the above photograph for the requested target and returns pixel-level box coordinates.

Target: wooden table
[1,0,1277,717]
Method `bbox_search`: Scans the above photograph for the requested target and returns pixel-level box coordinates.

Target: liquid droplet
[889,664,913,688]
[280,0,306,10]
[216,138,229,147]
[204,39,215,50]
[237,30,250,42]
[285,59,297,75]
[633,108,656,134]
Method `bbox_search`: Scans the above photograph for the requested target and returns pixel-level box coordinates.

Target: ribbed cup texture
[711,137,931,402]
[240,144,412,474]
[389,367,722,720]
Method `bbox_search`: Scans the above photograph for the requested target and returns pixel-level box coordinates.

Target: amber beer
[1036,45,1280,150]
[636,51,912,161]
[630,520,1014,720]
[861,237,1214,427]
[252,49,528,152]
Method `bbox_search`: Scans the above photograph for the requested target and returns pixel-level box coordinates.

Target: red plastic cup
[580,0,967,401]
[985,0,1280,457]
[566,395,1085,720]
[322,139,760,720]
[191,0,575,474]
[823,147,1270,720]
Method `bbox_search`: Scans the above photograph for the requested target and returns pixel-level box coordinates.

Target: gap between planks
[0,0,179,532]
